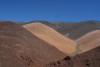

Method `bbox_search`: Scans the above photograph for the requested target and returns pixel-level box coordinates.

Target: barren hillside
[76,30,100,53]
[23,22,77,55]
[46,46,100,67]
[0,21,66,67]
[21,20,100,40]
[52,20,100,39]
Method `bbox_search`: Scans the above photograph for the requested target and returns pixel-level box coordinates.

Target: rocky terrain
[0,21,66,67]
[0,20,100,67]
[46,46,100,67]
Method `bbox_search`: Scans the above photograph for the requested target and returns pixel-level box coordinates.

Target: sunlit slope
[0,21,66,67]
[76,30,100,53]
[23,22,77,55]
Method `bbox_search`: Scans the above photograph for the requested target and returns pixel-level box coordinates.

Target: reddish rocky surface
[46,46,100,67]
[0,21,66,67]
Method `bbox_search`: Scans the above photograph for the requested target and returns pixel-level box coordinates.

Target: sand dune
[23,22,77,55]
[76,30,100,53]
[0,21,66,67]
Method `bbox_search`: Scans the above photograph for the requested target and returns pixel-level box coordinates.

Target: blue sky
[0,0,100,22]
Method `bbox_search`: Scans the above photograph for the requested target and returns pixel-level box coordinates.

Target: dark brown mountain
[45,46,100,67]
[19,20,100,40]
[0,21,66,67]
[49,20,100,40]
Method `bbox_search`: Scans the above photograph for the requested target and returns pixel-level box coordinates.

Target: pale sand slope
[76,30,100,53]
[23,22,77,55]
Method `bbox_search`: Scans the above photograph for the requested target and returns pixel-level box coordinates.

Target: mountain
[23,22,77,55]
[16,21,57,29]
[46,46,100,67]
[21,20,100,40]
[0,20,100,67]
[71,46,100,67]
[75,30,100,53]
[51,20,100,40]
[0,21,66,67]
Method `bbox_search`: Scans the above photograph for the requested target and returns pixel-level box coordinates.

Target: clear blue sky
[0,0,100,22]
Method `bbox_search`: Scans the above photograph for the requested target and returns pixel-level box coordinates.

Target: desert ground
[0,20,100,67]
[23,22,77,55]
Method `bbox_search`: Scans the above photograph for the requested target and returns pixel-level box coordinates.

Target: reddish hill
[23,22,77,55]
[46,46,100,67]
[0,21,66,67]
[76,30,100,53]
